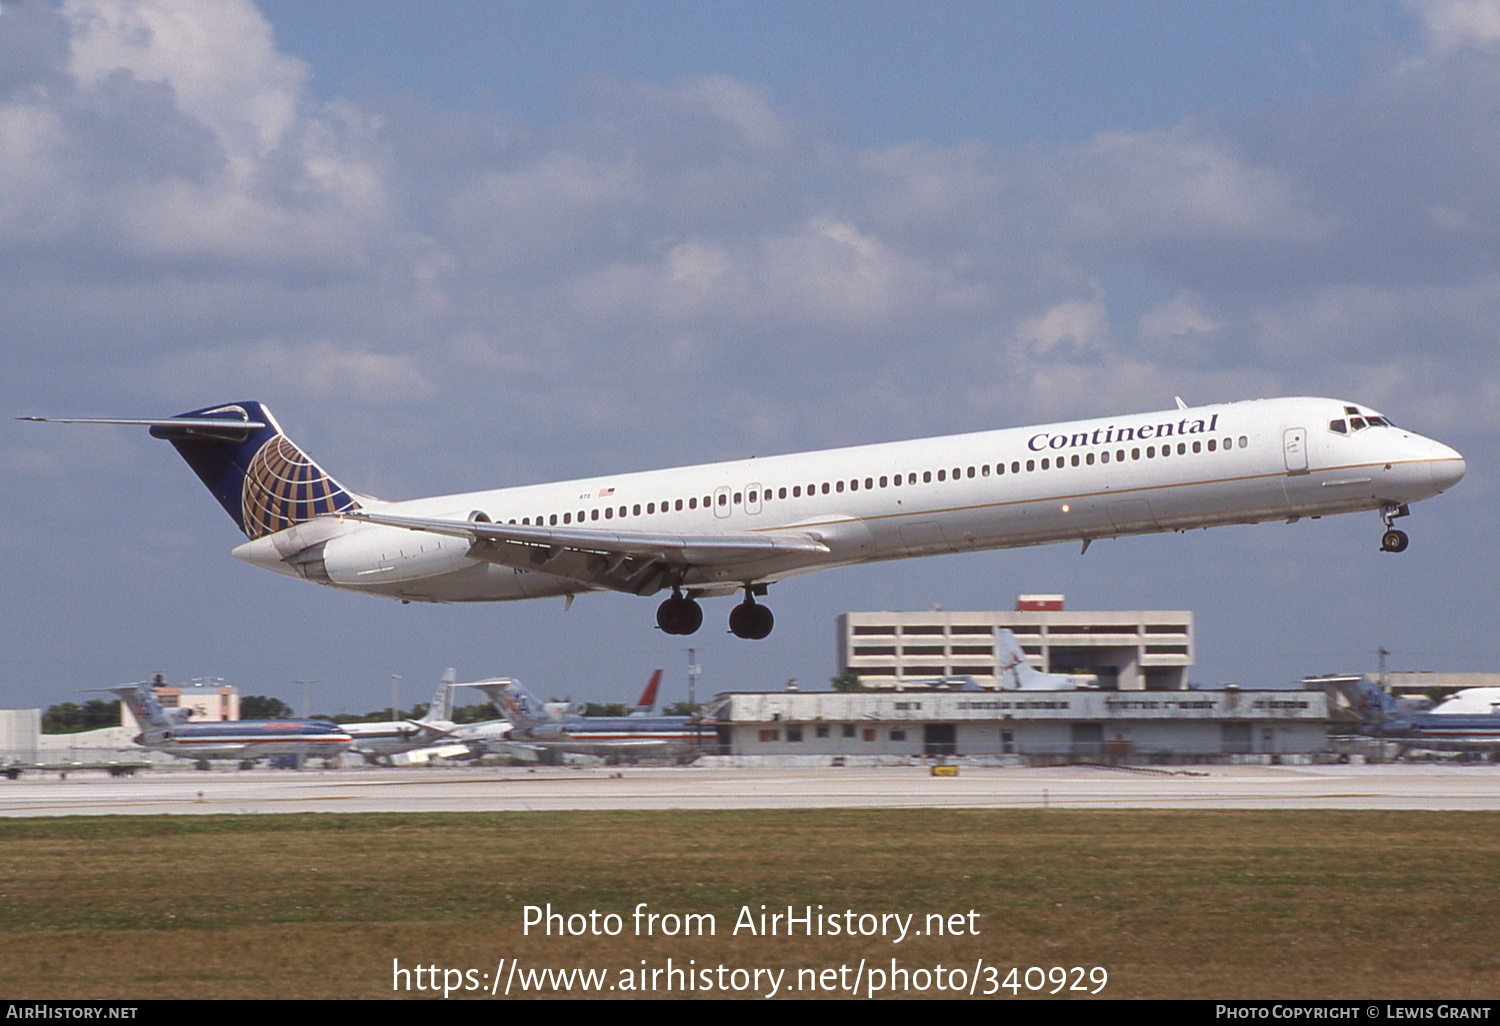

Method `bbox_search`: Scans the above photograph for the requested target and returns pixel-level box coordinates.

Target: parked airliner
[102,681,352,769]
[23,396,1463,638]
[342,669,458,765]
[469,676,709,757]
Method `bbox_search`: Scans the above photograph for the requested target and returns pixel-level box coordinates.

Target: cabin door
[1282,427,1308,474]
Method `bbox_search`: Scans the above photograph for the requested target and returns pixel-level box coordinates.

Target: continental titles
[1029,413,1220,453]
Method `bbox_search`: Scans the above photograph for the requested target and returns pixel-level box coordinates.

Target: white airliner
[101,681,352,769]
[23,396,1464,638]
[341,669,459,764]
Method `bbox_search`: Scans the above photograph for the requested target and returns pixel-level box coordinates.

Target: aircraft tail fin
[154,402,360,540]
[996,629,1043,690]
[633,669,663,714]
[461,679,515,718]
[420,669,457,724]
[995,630,1084,690]
[26,402,360,540]
[479,679,570,739]
[498,680,548,730]
[95,679,182,730]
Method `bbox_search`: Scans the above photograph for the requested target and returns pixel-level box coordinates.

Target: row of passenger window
[506,435,1253,527]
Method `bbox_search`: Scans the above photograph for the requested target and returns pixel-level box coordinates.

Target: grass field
[2,809,1497,999]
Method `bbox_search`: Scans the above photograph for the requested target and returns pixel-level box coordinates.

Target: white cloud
[5,0,1500,482]
[64,0,305,163]
[161,339,437,404]
[0,1,397,274]
[1058,121,1325,246]
[1406,0,1500,52]
[1139,292,1224,342]
[1011,293,1109,355]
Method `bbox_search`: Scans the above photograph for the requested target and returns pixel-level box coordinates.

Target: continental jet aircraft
[23,397,1464,638]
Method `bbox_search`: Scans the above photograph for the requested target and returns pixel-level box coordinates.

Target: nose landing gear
[1380,504,1410,553]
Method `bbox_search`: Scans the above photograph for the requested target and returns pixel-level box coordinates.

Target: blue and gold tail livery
[151,402,359,539]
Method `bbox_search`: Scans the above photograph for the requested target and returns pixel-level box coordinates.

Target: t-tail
[22,402,359,540]
[93,680,187,731]
[478,680,571,739]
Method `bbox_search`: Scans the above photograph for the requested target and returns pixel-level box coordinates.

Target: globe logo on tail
[241,434,358,539]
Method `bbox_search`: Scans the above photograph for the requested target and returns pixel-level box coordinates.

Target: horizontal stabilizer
[19,416,266,430]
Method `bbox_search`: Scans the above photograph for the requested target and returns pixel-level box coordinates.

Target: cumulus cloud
[164,339,438,404]
[0,0,397,279]
[1407,0,1500,52]
[1138,292,1224,343]
[5,0,1500,474]
[8,0,1500,713]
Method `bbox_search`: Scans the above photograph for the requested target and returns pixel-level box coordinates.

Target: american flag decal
[599,487,614,497]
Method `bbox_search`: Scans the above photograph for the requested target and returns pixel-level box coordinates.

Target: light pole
[687,648,702,751]
[294,679,319,770]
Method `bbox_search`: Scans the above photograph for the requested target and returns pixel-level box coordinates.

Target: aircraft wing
[338,509,830,596]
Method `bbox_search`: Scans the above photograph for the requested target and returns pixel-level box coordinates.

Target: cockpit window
[1349,417,1367,431]
[1344,406,1359,415]
[1329,419,1347,434]
[1367,415,1390,427]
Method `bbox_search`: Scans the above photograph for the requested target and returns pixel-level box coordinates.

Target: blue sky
[2,0,1495,714]
[259,1,1416,147]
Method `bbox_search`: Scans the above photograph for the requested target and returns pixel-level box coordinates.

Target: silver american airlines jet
[24,396,1464,639]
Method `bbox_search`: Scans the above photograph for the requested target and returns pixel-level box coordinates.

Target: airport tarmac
[1,763,1499,816]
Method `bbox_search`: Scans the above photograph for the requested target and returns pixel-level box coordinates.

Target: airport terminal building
[839,596,1193,690]
[703,596,1322,762]
[705,687,1328,761]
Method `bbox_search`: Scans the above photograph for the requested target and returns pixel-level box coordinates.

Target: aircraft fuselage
[230,396,1463,608]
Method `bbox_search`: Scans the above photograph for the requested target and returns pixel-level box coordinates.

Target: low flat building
[705,688,1327,760]
[839,595,1193,690]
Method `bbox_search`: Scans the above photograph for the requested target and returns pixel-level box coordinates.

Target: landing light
[1061,504,1071,513]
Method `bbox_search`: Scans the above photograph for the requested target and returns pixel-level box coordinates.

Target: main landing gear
[1380,504,1410,553]
[656,588,703,635]
[655,586,776,639]
[728,591,774,640]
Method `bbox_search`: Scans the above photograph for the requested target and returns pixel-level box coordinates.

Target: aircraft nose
[1428,442,1466,493]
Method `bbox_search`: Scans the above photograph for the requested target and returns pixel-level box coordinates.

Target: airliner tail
[150,402,360,540]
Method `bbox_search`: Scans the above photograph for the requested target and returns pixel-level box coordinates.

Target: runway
[2,762,1499,816]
